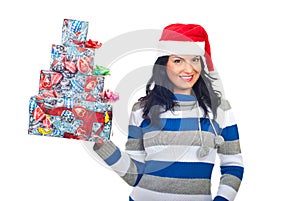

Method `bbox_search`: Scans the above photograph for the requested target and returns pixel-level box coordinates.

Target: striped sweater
[94,94,244,201]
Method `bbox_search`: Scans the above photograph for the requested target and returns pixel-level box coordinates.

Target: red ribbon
[72,106,112,137]
[36,102,67,116]
[34,100,112,139]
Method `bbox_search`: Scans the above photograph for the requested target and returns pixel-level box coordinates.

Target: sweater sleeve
[213,100,244,201]
[93,102,146,186]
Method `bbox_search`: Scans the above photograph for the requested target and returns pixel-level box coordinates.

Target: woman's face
[166,55,202,95]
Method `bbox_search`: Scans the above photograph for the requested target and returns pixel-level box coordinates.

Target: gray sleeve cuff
[93,140,118,160]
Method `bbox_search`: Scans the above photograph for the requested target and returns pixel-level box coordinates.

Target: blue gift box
[61,19,89,47]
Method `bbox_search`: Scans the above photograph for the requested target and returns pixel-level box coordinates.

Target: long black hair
[138,56,221,126]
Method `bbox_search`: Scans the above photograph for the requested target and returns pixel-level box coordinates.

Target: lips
[179,75,194,82]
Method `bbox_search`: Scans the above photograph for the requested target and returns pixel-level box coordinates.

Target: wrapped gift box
[61,19,89,47]
[50,44,95,75]
[38,70,105,100]
[28,96,112,142]
[28,19,115,143]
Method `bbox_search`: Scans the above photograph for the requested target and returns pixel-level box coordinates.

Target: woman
[93,24,244,201]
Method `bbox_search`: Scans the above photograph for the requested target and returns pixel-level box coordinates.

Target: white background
[1,0,300,200]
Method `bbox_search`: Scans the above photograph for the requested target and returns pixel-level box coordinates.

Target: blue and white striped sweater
[94,94,244,201]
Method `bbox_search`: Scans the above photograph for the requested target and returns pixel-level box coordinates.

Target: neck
[173,88,192,95]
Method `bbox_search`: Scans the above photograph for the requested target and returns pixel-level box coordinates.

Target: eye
[173,58,182,64]
[192,57,200,63]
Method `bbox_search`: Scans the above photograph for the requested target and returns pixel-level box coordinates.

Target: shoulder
[129,101,145,127]
[131,101,144,112]
[219,98,231,111]
[205,99,231,119]
[216,98,236,128]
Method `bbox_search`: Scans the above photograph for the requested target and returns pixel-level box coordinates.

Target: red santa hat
[158,23,214,72]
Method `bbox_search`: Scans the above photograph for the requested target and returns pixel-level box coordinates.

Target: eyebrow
[170,55,200,59]
[170,55,184,59]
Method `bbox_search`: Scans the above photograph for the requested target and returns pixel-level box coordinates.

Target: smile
[179,75,194,82]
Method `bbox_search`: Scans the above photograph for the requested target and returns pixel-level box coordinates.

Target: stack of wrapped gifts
[28,19,118,142]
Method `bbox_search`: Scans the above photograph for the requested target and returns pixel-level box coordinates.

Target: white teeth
[180,76,192,79]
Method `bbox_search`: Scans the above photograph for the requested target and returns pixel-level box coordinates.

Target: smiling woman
[166,55,201,95]
[139,54,220,128]
[93,23,244,201]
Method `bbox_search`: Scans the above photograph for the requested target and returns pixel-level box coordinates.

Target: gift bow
[85,39,102,48]
[99,89,119,102]
[93,65,110,76]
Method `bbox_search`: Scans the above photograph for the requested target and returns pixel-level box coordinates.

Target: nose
[183,61,194,73]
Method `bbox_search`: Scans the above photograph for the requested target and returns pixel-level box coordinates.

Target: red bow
[85,39,102,48]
